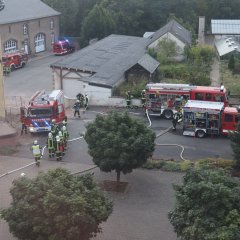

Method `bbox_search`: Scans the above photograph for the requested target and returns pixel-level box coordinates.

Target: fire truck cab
[145,83,228,119]
[20,90,65,133]
[182,100,238,138]
[2,51,28,71]
[53,39,75,55]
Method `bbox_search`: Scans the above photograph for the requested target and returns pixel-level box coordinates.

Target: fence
[3,96,29,127]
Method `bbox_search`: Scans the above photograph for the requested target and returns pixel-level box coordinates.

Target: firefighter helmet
[76,100,80,103]
[56,135,60,142]
[48,132,53,138]
[62,126,66,131]
[33,140,38,145]
[58,131,62,137]
[52,119,56,124]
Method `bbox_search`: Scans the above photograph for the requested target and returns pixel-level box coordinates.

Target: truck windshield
[28,107,53,117]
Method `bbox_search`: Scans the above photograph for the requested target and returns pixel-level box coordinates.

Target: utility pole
[0,35,6,119]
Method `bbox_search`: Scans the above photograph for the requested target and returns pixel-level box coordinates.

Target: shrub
[180,160,192,171]
[161,161,181,172]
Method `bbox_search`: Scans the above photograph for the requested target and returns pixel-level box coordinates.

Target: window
[58,105,63,114]
[50,19,54,29]
[224,114,233,122]
[4,40,17,53]
[8,25,11,33]
[23,24,28,35]
[195,93,204,100]
[206,93,212,101]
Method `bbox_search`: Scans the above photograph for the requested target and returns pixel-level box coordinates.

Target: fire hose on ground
[0,136,95,179]
[145,109,189,161]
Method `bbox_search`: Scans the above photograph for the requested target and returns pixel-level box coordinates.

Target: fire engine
[20,90,66,133]
[2,51,28,71]
[145,83,228,119]
[182,100,239,138]
[53,39,75,55]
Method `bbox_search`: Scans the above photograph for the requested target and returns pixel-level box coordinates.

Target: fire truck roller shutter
[163,109,173,120]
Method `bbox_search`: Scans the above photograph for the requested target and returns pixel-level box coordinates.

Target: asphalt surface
[0,106,234,240]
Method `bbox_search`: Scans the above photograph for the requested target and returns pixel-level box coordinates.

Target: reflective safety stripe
[32,145,41,155]
[48,139,54,149]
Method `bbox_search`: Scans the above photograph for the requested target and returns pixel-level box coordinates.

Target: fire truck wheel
[10,65,15,71]
[196,130,206,138]
[163,110,173,120]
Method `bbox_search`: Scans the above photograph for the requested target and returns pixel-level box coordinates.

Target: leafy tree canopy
[229,122,240,169]
[81,4,116,45]
[169,168,240,240]
[85,111,156,182]
[1,168,113,240]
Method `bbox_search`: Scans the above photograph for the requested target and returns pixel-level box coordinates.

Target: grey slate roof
[211,19,240,34]
[147,19,192,46]
[0,0,60,24]
[51,34,160,88]
[138,54,159,74]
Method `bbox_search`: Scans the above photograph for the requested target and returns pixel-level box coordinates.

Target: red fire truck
[182,100,239,138]
[53,39,75,55]
[2,51,28,71]
[20,90,66,133]
[145,83,228,119]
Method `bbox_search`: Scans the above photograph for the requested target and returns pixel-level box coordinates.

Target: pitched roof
[147,19,192,46]
[0,0,60,24]
[214,38,240,57]
[51,34,159,88]
[211,19,240,34]
[138,54,159,74]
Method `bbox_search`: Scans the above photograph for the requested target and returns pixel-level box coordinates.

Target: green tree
[228,54,235,71]
[85,111,156,182]
[155,38,177,64]
[101,0,145,35]
[42,0,79,35]
[81,4,116,45]
[229,122,240,169]
[169,168,240,240]
[1,168,113,240]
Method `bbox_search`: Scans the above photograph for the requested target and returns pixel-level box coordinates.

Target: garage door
[35,33,45,53]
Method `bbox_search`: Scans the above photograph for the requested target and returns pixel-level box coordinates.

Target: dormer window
[23,24,28,35]
[50,19,54,30]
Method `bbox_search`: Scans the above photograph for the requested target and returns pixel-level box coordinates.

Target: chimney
[198,16,205,45]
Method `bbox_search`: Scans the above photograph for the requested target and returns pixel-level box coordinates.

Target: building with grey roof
[0,0,60,55]
[147,19,192,60]
[51,34,159,105]
[211,20,240,35]
[210,19,240,57]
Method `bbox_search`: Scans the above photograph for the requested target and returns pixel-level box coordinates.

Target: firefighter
[141,90,146,108]
[76,92,85,107]
[20,113,28,135]
[55,135,62,161]
[172,109,183,131]
[61,125,69,150]
[46,132,55,158]
[58,131,65,156]
[62,116,68,127]
[50,119,57,137]
[126,91,132,108]
[31,140,42,166]
[73,100,81,118]
[84,93,89,110]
